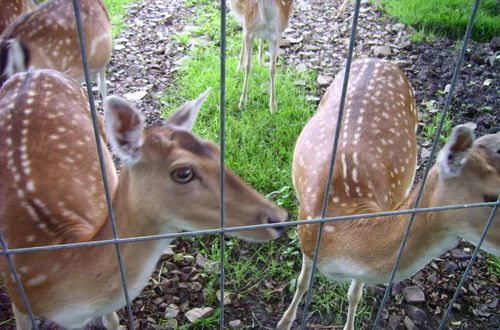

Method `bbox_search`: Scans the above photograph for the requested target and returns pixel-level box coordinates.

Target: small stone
[164,305,179,318]
[388,315,403,329]
[373,45,392,57]
[185,307,214,323]
[402,286,425,304]
[491,36,500,51]
[317,75,332,86]
[124,90,148,101]
[405,304,428,323]
[229,319,243,328]
[450,248,470,260]
[404,316,418,330]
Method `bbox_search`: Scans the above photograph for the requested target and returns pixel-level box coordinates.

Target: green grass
[382,0,500,42]
[104,0,135,37]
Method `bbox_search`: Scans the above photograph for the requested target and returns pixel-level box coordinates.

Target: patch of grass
[104,0,136,37]
[382,0,500,42]
[485,254,500,277]
[408,27,439,43]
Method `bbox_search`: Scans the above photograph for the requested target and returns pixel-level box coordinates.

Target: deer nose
[267,217,286,236]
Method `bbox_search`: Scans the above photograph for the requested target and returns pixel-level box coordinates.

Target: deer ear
[0,39,30,85]
[164,88,210,131]
[104,96,145,167]
[437,124,475,179]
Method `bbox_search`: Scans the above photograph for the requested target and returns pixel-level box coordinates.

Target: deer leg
[343,279,364,330]
[238,31,253,109]
[102,311,122,330]
[13,303,33,330]
[258,39,266,66]
[97,66,107,101]
[237,32,247,72]
[276,254,313,330]
[268,38,279,112]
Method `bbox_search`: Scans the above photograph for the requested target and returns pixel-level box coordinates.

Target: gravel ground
[0,0,498,328]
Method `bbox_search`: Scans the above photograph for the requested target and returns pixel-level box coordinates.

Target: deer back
[293,58,418,220]
[0,0,111,83]
[0,0,36,35]
[0,69,117,248]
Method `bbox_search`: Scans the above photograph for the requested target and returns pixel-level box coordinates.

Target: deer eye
[171,167,195,184]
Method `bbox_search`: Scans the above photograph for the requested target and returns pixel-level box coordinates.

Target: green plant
[382,0,500,42]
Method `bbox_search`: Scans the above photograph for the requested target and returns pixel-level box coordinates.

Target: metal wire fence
[0,0,498,329]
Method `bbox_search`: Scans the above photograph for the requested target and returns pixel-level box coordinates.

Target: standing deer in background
[0,0,36,35]
[0,69,287,329]
[229,0,294,112]
[0,0,111,100]
[277,58,499,330]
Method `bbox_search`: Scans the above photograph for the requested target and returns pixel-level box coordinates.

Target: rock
[491,36,500,51]
[317,75,332,86]
[388,315,403,329]
[229,319,243,328]
[404,316,418,330]
[402,286,425,304]
[164,305,179,318]
[405,304,428,323]
[124,90,148,101]
[450,248,470,260]
[185,307,214,323]
[216,290,232,305]
[373,45,392,57]
[444,261,459,271]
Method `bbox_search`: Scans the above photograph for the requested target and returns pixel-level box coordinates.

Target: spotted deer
[277,58,500,329]
[0,69,287,329]
[0,0,36,35]
[0,0,111,100]
[228,0,294,112]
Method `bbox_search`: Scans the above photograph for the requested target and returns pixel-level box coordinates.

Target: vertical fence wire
[70,0,135,327]
[299,0,362,328]
[0,232,38,330]
[218,0,227,328]
[372,0,482,327]
[438,195,499,329]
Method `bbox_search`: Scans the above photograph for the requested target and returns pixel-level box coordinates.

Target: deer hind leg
[237,33,246,71]
[276,254,313,330]
[13,303,34,330]
[343,279,364,330]
[268,38,279,112]
[102,312,123,330]
[238,30,253,109]
[97,66,107,101]
[258,39,266,66]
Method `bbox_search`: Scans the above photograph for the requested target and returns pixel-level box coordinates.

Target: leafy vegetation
[382,0,500,42]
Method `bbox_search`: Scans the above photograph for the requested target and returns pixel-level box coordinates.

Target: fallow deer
[229,0,294,112]
[0,69,287,329]
[277,58,499,329]
[0,0,36,35]
[0,0,111,100]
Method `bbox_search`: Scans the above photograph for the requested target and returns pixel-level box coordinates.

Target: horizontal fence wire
[373,0,483,327]
[0,202,497,257]
[0,0,498,329]
[300,0,362,328]
[70,0,136,327]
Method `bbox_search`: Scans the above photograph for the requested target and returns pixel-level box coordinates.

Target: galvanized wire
[372,0,482,327]
[219,0,228,328]
[70,0,135,327]
[299,1,362,328]
[438,196,499,330]
[0,201,496,257]
[0,231,39,330]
